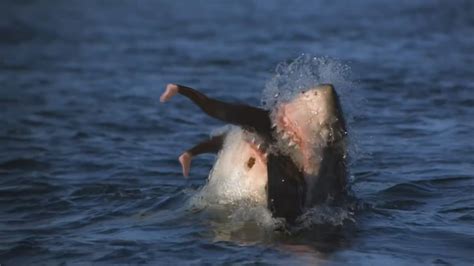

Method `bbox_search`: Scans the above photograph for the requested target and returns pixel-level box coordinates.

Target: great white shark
[160,83,349,223]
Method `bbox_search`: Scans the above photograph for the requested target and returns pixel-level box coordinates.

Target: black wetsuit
[176,84,306,223]
[186,134,225,156]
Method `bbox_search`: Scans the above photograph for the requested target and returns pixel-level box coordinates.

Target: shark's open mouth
[274,102,316,175]
[276,107,304,149]
[271,85,346,176]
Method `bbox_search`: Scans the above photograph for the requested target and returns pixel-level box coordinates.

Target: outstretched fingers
[160,83,179,103]
[178,152,192,178]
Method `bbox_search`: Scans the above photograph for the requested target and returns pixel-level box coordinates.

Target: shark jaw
[272,84,347,177]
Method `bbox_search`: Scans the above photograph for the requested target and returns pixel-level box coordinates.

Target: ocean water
[1,0,473,265]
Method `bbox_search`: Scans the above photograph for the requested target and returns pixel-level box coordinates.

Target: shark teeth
[288,140,296,147]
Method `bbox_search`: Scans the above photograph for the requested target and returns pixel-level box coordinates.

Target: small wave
[0,239,49,264]
[0,20,35,45]
[439,206,474,214]
[0,158,51,171]
[0,181,60,199]
[379,183,437,198]
[69,183,144,201]
[376,199,426,210]
[413,175,473,186]
[93,248,142,263]
[379,176,474,199]
[35,110,69,119]
[456,214,474,222]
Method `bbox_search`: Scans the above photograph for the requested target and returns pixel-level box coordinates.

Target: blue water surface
[0,0,473,265]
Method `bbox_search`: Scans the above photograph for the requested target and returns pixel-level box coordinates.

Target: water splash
[188,191,282,238]
[295,204,356,229]
[262,54,362,164]
[262,54,355,110]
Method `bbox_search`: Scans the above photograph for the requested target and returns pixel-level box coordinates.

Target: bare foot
[160,83,179,103]
[178,152,192,178]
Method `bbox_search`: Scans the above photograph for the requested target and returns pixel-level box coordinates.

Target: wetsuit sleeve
[176,84,272,137]
[187,134,225,156]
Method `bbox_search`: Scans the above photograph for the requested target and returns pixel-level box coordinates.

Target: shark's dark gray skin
[271,84,349,207]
